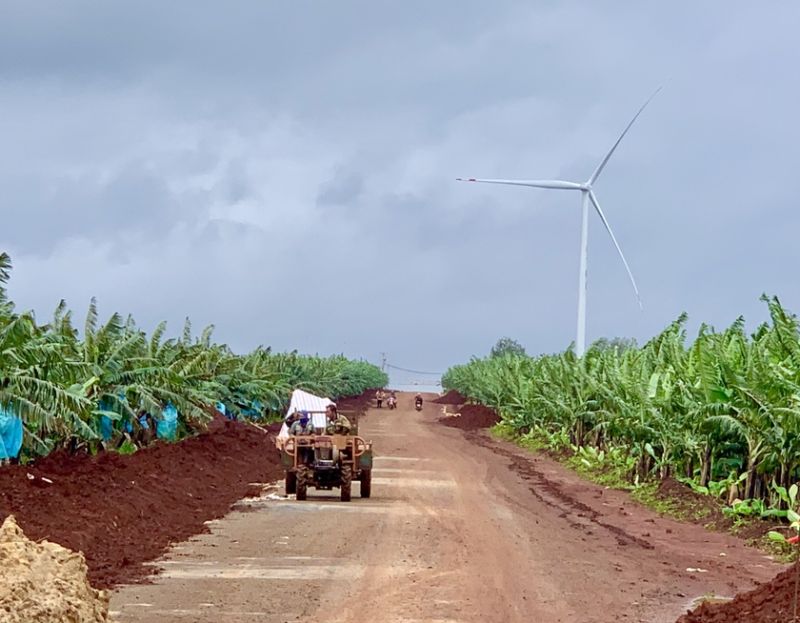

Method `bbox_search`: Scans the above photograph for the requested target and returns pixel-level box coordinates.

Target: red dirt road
[108,394,783,622]
[0,416,284,589]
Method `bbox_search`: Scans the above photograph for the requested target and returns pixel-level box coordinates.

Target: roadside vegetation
[0,253,386,459]
[443,299,800,525]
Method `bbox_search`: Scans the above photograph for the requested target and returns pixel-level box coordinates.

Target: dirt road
[110,393,783,623]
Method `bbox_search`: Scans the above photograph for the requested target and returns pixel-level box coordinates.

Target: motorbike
[414,397,423,411]
[387,397,397,410]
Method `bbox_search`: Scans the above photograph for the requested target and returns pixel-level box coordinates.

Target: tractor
[281,425,373,502]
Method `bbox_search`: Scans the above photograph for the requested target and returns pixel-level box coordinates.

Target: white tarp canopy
[277,389,334,440]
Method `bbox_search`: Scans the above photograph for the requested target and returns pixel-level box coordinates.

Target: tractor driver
[325,403,352,435]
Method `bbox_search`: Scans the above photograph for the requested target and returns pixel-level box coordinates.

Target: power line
[385,363,443,376]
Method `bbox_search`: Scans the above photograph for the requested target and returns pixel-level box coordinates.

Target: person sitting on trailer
[325,403,351,435]
[289,411,314,436]
[284,410,298,428]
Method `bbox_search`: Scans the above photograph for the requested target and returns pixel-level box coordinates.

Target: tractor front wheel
[360,469,372,498]
[340,465,352,502]
[296,467,309,501]
[285,470,297,495]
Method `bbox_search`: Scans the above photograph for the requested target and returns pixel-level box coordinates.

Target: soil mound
[677,562,800,623]
[0,515,109,623]
[336,389,378,425]
[0,419,283,589]
[433,390,466,405]
[439,404,500,431]
[655,478,731,530]
[654,478,774,539]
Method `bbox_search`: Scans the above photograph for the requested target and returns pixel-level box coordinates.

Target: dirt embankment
[433,389,467,405]
[437,391,500,431]
[439,404,500,430]
[436,393,793,623]
[677,562,800,623]
[0,389,378,591]
[652,478,772,539]
[0,416,283,589]
[335,391,376,425]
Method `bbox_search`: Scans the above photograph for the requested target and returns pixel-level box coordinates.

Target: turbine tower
[458,88,660,357]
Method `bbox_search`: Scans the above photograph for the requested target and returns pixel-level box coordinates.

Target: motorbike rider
[387,392,397,409]
[414,393,423,409]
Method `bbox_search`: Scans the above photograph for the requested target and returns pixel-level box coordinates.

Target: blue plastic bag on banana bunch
[0,406,23,460]
[216,402,235,420]
[156,403,179,440]
[240,399,263,419]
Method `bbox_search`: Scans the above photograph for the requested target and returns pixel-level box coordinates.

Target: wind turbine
[457,88,660,357]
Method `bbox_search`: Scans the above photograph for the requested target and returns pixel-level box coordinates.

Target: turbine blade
[456,178,583,190]
[588,190,643,310]
[587,86,662,186]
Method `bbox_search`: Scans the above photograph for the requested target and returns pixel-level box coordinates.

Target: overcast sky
[2,2,798,383]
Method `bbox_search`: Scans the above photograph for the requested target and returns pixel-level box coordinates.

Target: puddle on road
[243,498,424,515]
[158,564,364,580]
[374,467,442,475]
[372,477,456,488]
[687,594,733,610]
[111,607,275,618]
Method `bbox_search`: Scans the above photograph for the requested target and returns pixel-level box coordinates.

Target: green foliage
[117,440,138,455]
[0,254,387,457]
[490,337,526,359]
[443,296,800,516]
[677,472,746,500]
[723,498,768,518]
[631,483,684,517]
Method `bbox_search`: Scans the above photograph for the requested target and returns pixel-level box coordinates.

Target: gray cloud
[2,1,800,384]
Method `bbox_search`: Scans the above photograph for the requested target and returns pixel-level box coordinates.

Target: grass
[756,533,796,562]
[565,455,636,490]
[630,482,688,519]
[490,422,547,451]
[492,423,637,491]
[489,421,768,538]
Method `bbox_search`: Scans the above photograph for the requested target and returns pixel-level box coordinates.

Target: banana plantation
[443,296,800,512]
[0,253,386,459]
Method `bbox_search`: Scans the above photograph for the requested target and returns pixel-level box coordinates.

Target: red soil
[0,417,283,589]
[433,389,467,405]
[677,562,800,623]
[0,389,379,590]
[655,478,773,539]
[335,391,374,424]
[653,477,732,531]
[437,397,789,623]
[439,404,500,430]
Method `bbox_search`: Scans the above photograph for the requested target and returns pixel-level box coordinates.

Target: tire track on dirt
[464,430,655,550]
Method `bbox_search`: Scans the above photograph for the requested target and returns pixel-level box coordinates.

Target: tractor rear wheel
[360,469,372,498]
[296,467,308,501]
[285,470,297,495]
[340,465,352,502]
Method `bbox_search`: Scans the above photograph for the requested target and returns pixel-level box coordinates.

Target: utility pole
[380,352,387,372]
